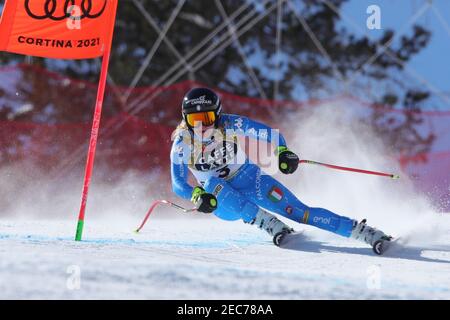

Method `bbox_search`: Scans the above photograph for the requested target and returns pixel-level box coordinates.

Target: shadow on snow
[280,232,450,265]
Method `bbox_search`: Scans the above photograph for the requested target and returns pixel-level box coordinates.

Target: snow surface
[1,216,449,300]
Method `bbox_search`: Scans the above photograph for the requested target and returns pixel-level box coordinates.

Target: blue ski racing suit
[170,114,355,238]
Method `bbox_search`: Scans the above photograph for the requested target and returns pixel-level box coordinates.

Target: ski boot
[250,209,294,247]
[351,219,393,255]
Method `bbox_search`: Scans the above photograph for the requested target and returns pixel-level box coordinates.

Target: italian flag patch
[268,187,283,202]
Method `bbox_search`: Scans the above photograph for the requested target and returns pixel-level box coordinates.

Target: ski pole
[135,200,197,233]
[299,159,400,179]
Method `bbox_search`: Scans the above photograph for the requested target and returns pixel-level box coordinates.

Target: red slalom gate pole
[135,200,197,233]
[299,160,400,179]
[74,0,118,241]
[74,51,112,241]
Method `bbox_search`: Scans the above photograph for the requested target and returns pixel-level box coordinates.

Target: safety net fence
[0,64,449,212]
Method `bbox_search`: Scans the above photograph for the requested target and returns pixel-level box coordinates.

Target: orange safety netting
[0,64,449,211]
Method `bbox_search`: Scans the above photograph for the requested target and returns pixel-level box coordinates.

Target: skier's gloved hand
[276,146,299,174]
[191,186,218,213]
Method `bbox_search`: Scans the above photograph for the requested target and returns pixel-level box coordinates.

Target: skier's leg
[202,176,259,223]
[228,164,392,252]
[203,175,292,244]
[234,166,355,237]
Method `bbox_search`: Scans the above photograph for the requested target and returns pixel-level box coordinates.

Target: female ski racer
[170,88,392,254]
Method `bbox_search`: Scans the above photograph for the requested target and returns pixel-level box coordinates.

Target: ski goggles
[185,111,216,127]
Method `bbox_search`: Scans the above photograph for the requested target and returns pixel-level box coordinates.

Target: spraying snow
[279,102,447,246]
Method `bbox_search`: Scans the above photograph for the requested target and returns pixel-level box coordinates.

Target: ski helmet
[182,87,222,129]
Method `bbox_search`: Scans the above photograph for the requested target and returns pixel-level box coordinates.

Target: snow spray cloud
[275,100,448,245]
[0,162,182,229]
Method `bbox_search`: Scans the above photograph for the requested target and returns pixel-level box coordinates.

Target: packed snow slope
[0,216,449,300]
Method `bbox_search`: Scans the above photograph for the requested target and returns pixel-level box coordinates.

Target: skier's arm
[170,136,218,212]
[226,115,299,174]
[226,115,287,148]
[170,139,193,200]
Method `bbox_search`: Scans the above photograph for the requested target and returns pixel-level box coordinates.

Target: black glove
[191,186,218,213]
[276,146,299,174]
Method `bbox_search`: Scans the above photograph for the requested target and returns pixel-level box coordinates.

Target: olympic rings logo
[24,0,107,21]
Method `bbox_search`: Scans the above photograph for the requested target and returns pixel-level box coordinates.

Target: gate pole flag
[0,0,119,240]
